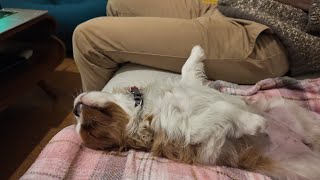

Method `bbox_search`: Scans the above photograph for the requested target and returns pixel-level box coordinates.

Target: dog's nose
[73,102,82,117]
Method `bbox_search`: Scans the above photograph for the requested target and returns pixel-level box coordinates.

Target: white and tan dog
[73,46,320,180]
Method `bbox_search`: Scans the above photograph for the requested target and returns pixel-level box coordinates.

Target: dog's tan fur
[79,103,129,151]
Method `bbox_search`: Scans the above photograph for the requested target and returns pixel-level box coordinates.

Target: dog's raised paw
[191,45,206,60]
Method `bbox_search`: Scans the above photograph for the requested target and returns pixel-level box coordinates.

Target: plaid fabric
[210,77,320,113]
[21,126,269,180]
[22,77,320,180]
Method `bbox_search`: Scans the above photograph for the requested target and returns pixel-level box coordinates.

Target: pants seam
[99,49,284,62]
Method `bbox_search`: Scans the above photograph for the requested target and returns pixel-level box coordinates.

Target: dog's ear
[103,101,131,125]
[137,116,154,145]
[82,102,129,126]
[80,102,130,150]
[151,129,200,164]
[125,115,154,150]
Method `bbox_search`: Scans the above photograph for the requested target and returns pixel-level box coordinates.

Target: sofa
[1,0,107,50]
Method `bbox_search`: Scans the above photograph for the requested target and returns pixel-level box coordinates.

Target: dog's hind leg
[181,45,207,85]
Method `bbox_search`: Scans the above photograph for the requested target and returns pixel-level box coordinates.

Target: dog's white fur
[74,46,320,179]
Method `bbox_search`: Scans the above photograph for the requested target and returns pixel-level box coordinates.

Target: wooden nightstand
[0,15,65,111]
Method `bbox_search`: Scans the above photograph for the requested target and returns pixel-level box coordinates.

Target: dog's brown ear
[80,102,130,150]
[101,102,130,141]
[124,115,154,150]
[151,130,199,164]
[107,102,130,124]
[139,115,155,146]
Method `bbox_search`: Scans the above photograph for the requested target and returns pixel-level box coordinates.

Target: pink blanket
[22,77,320,180]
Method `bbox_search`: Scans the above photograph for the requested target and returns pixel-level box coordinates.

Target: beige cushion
[102,63,180,92]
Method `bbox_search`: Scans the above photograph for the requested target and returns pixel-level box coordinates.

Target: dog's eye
[87,131,98,139]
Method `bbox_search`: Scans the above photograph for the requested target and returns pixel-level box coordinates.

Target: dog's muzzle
[73,102,82,117]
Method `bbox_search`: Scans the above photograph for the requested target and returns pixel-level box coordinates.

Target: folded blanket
[22,77,320,180]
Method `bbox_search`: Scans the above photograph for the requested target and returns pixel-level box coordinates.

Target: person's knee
[73,22,89,57]
[250,34,289,78]
[72,23,85,49]
[72,18,103,63]
[267,53,289,78]
[73,18,104,54]
[246,55,289,83]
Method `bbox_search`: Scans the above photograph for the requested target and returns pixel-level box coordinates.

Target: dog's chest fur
[140,78,242,136]
[125,78,252,163]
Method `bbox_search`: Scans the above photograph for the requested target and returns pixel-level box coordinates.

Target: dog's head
[73,92,130,150]
[73,91,153,151]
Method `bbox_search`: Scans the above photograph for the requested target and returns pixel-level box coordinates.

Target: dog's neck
[111,86,147,117]
[130,86,144,107]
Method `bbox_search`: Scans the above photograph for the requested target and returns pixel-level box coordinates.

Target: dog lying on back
[73,46,320,179]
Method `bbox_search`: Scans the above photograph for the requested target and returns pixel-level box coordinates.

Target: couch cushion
[102,63,180,93]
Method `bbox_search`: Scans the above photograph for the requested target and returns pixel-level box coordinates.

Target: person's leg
[73,16,205,91]
[107,0,214,18]
[74,0,214,91]
[105,0,288,84]
[203,16,289,84]
[73,13,288,91]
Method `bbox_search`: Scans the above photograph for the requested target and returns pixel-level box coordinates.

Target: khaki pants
[73,0,289,91]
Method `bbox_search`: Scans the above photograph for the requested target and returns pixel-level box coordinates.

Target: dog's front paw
[246,114,267,135]
[191,45,206,60]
